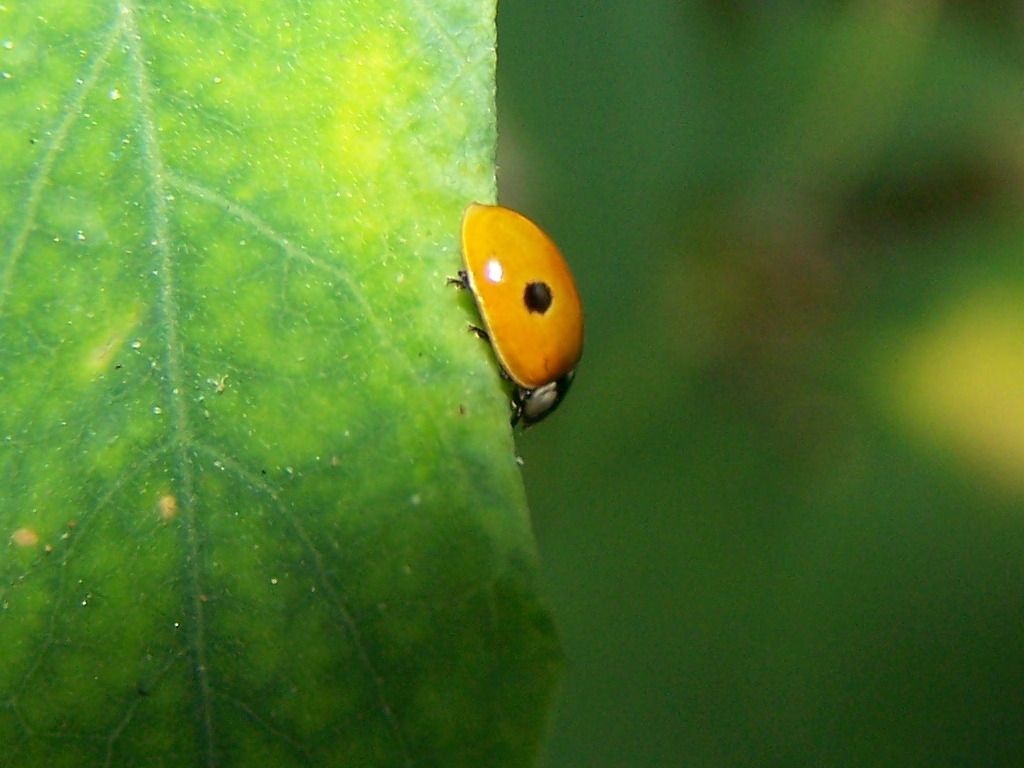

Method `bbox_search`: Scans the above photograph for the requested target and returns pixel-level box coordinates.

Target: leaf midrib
[120,1,217,762]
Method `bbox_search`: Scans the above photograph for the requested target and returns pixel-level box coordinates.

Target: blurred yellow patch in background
[894,287,1024,491]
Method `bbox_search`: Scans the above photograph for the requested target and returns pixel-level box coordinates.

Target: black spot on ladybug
[523,281,553,314]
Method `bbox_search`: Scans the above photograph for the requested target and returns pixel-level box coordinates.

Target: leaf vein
[120,2,215,765]
[406,0,473,63]
[192,441,414,767]
[0,8,127,316]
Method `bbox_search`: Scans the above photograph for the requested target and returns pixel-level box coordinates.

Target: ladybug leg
[450,271,488,339]
[446,270,469,289]
[510,389,525,428]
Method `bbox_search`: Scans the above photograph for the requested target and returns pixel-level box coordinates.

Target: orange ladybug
[452,203,584,426]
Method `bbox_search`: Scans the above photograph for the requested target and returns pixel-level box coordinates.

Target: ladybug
[451,203,584,426]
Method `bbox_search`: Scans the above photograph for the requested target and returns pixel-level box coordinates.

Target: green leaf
[0,2,561,766]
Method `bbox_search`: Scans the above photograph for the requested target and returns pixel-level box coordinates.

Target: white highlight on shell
[485,258,503,284]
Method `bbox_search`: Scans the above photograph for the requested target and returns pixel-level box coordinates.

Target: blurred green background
[495,3,1024,766]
